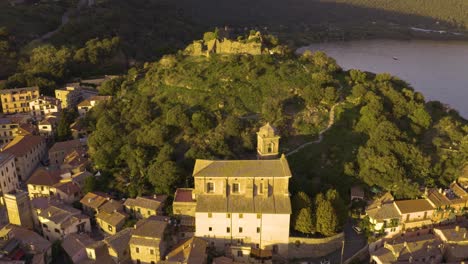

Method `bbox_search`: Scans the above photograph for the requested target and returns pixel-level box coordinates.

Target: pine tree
[294,207,314,234]
[315,193,339,236]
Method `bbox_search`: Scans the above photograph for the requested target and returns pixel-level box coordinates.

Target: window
[207,182,214,193]
[135,247,140,253]
[239,227,243,233]
[227,227,231,233]
[257,227,261,233]
[148,210,151,216]
[237,250,243,257]
[208,213,212,218]
[258,182,264,194]
[226,213,231,218]
[150,249,154,255]
[209,227,212,232]
[232,183,240,193]
[239,213,243,219]
[54,228,61,234]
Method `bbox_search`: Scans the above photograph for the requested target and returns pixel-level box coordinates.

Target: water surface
[298,40,468,118]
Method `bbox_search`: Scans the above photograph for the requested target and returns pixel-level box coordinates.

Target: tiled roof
[367,192,394,211]
[434,225,468,243]
[165,237,208,263]
[0,152,14,167]
[394,199,434,214]
[0,224,51,253]
[174,188,195,203]
[96,210,127,227]
[27,167,61,186]
[80,192,111,210]
[49,139,86,154]
[366,203,400,221]
[99,199,123,214]
[132,216,168,239]
[196,194,291,214]
[61,233,95,258]
[193,156,291,178]
[103,228,133,254]
[450,182,468,199]
[124,195,167,210]
[426,189,451,208]
[2,135,44,157]
[54,181,81,196]
[258,122,278,138]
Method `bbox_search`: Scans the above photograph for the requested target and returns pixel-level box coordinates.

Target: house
[78,228,133,264]
[365,193,401,235]
[0,152,20,196]
[77,96,111,115]
[173,188,196,226]
[3,191,34,229]
[80,192,111,216]
[28,96,61,120]
[48,139,87,168]
[61,233,95,263]
[95,199,128,235]
[55,84,82,109]
[124,195,167,219]
[394,199,435,230]
[192,155,292,257]
[425,183,468,223]
[35,201,91,241]
[37,115,58,139]
[60,148,90,174]
[70,120,88,139]
[0,87,40,114]
[103,227,133,263]
[129,216,169,263]
[1,135,46,181]
[163,237,208,264]
[26,167,81,204]
[0,224,52,264]
[434,225,468,262]
[370,233,443,264]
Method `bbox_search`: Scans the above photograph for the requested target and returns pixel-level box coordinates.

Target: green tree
[82,176,96,194]
[295,207,314,234]
[315,193,339,236]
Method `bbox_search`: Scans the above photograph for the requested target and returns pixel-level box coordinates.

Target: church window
[232,183,240,193]
[207,182,214,193]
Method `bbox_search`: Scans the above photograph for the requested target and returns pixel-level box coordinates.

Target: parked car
[352,225,362,234]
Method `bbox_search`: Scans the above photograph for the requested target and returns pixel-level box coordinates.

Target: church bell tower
[257,123,280,159]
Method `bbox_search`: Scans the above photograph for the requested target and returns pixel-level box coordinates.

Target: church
[173,123,292,258]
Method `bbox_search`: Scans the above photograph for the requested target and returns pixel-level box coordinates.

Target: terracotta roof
[124,195,167,210]
[80,192,110,210]
[165,237,208,263]
[96,210,128,227]
[99,199,123,214]
[350,185,364,198]
[61,233,95,258]
[196,194,291,214]
[450,182,468,199]
[426,188,451,208]
[434,225,468,243]
[366,203,401,221]
[367,192,394,211]
[394,199,434,214]
[174,188,195,203]
[193,156,291,178]
[2,135,44,157]
[103,228,133,255]
[54,181,81,196]
[49,139,86,154]
[0,224,51,253]
[132,216,168,239]
[0,117,15,125]
[27,167,61,186]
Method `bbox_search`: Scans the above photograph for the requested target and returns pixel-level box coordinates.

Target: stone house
[28,96,62,121]
[77,96,111,116]
[163,237,208,264]
[61,233,95,263]
[129,216,169,263]
[95,199,128,235]
[80,191,112,216]
[124,195,167,219]
[394,199,435,230]
[55,84,82,109]
[0,152,20,196]
[48,139,87,168]
[0,86,40,114]
[3,190,34,229]
[365,193,401,235]
[173,188,196,226]
[434,225,468,262]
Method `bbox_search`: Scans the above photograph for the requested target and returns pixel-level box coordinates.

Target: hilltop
[85,32,467,201]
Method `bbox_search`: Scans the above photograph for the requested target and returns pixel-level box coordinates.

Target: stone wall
[288,233,344,259]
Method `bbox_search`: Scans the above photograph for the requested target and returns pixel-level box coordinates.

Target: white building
[193,155,292,257]
[29,96,61,121]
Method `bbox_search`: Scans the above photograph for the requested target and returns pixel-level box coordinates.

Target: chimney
[153,194,157,199]
[403,241,408,248]
[463,232,466,239]
[438,188,443,194]
[455,226,460,232]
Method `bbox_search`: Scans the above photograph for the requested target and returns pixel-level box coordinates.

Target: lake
[298,39,468,118]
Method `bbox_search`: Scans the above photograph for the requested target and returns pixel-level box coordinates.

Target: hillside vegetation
[86,32,467,203]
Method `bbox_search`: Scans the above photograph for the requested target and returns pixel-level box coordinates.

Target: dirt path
[286,100,343,157]
[31,0,88,43]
